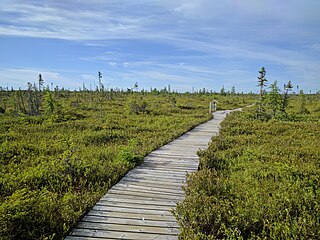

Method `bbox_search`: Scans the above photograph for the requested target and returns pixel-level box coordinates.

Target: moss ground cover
[0,90,253,239]
[175,95,320,239]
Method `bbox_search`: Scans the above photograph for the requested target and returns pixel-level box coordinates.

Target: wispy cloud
[0,0,319,92]
[309,43,320,51]
[0,67,90,90]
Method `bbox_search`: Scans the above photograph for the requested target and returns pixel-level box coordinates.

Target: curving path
[66,110,232,240]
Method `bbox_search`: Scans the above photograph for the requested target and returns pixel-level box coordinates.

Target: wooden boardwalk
[66,110,231,240]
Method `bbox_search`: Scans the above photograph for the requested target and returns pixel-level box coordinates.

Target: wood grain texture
[66,111,230,240]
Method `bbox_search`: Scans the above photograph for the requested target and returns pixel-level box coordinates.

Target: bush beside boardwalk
[175,95,320,239]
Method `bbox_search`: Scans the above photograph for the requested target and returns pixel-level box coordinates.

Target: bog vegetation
[0,82,253,239]
[175,68,320,239]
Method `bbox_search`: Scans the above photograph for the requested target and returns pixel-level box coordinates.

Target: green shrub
[0,91,254,239]
[175,110,320,239]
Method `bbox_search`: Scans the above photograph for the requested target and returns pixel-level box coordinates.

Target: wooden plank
[113,183,184,194]
[141,161,198,168]
[91,205,173,216]
[119,176,185,187]
[104,192,182,202]
[143,158,198,164]
[95,201,175,211]
[126,172,187,181]
[108,188,183,198]
[75,221,179,235]
[148,152,198,157]
[82,215,179,228]
[106,190,183,201]
[87,210,177,222]
[146,153,198,159]
[140,164,198,171]
[141,162,198,169]
[122,174,186,183]
[68,229,178,240]
[132,168,188,176]
[99,197,177,207]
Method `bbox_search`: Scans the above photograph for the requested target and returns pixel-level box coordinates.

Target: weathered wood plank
[119,177,185,187]
[126,172,187,181]
[95,201,176,211]
[108,188,183,198]
[145,154,198,160]
[91,205,173,216]
[105,192,182,202]
[106,190,183,201]
[75,221,179,235]
[82,215,179,228]
[99,197,177,207]
[95,201,174,211]
[131,168,189,176]
[87,210,177,222]
[142,159,198,166]
[113,183,184,194]
[68,228,178,240]
[120,175,186,184]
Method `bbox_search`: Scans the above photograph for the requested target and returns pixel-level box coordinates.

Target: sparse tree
[267,81,281,117]
[231,85,236,95]
[257,67,268,98]
[298,90,310,114]
[44,91,55,115]
[256,67,268,119]
[27,82,36,115]
[38,74,44,91]
[17,88,26,114]
[98,71,103,91]
[134,82,139,92]
[280,80,293,114]
[33,82,41,115]
[220,85,226,96]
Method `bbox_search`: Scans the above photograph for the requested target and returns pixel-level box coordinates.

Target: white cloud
[310,43,320,51]
[0,0,319,92]
[108,62,117,67]
[0,68,85,90]
[81,74,96,81]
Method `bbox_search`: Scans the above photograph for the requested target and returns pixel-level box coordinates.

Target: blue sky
[0,0,319,93]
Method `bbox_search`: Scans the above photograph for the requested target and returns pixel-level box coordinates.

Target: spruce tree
[256,67,268,119]
[258,67,267,97]
[280,80,293,114]
[267,81,281,118]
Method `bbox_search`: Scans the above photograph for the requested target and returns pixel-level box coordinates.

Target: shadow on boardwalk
[66,110,232,240]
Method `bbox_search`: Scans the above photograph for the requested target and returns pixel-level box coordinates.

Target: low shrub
[175,110,320,239]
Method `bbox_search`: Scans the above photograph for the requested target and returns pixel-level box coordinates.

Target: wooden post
[210,100,218,114]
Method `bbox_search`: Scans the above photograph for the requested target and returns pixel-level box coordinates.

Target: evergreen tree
[256,67,268,119]
[220,85,226,96]
[231,85,236,95]
[257,67,267,97]
[98,71,103,91]
[298,90,310,114]
[38,74,44,91]
[27,82,36,115]
[267,81,281,117]
[44,91,55,115]
[280,80,293,114]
